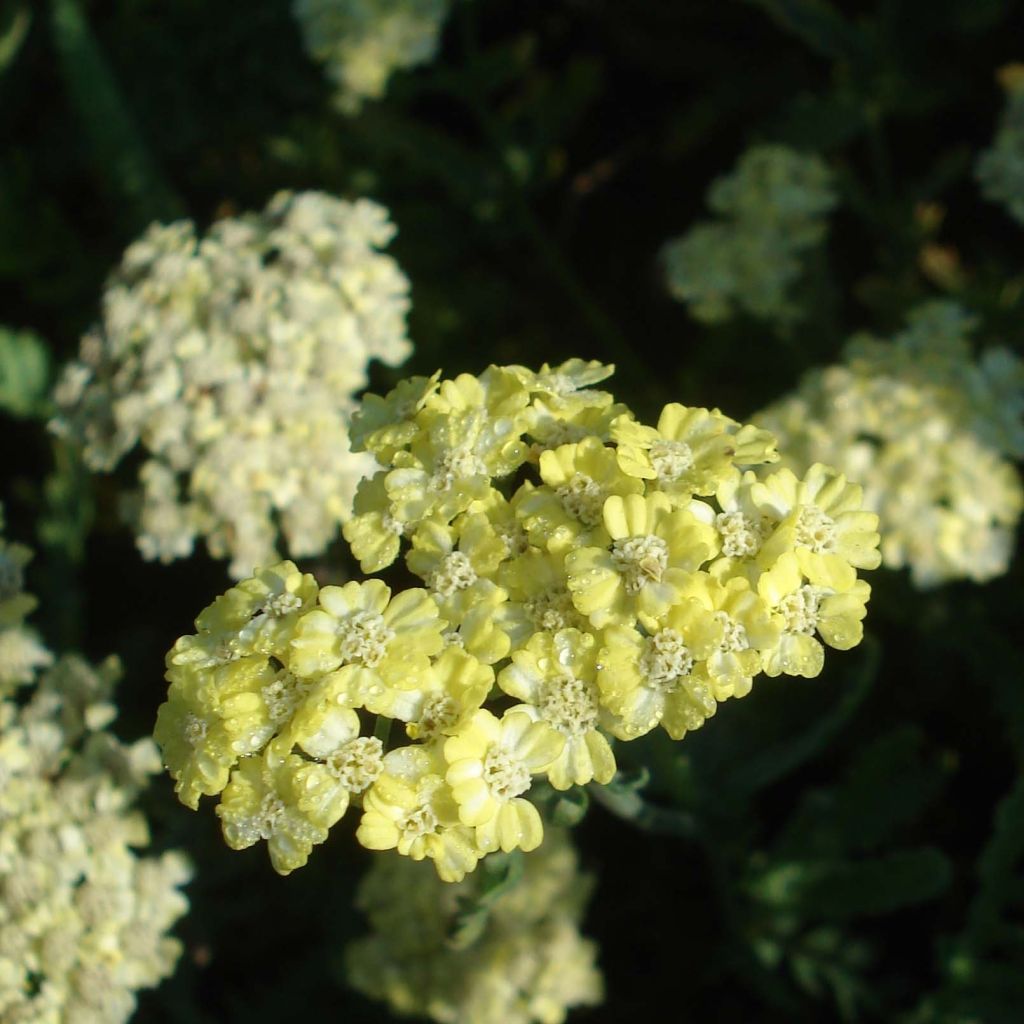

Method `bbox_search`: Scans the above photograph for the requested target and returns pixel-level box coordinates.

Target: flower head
[444,709,563,853]
[157,361,879,885]
[53,192,412,577]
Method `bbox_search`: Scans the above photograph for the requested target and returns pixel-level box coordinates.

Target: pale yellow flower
[357,744,480,882]
[498,629,616,789]
[566,492,718,629]
[289,579,444,681]
[597,596,724,740]
[444,709,563,854]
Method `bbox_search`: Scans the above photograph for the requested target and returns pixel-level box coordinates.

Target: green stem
[588,780,697,839]
[372,714,392,748]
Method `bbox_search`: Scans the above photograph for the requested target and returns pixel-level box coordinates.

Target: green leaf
[0,326,51,419]
[962,773,1024,958]
[751,847,952,920]
[551,785,590,827]
[0,3,30,74]
[446,851,524,951]
[49,0,183,230]
[776,725,949,859]
[771,91,869,150]
[743,0,869,64]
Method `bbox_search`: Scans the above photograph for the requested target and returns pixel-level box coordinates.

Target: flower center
[611,535,670,593]
[263,590,304,617]
[778,585,822,635]
[524,586,583,633]
[183,712,208,748]
[482,748,531,801]
[325,736,384,793]
[433,447,486,489]
[414,694,460,741]
[211,638,242,665]
[398,803,439,840]
[262,672,310,725]
[640,629,694,693]
[650,440,694,484]
[539,421,590,449]
[380,511,405,536]
[556,473,606,527]
[442,629,465,648]
[795,505,836,554]
[336,610,395,667]
[715,611,749,652]
[429,551,478,597]
[716,511,762,559]
[252,791,287,842]
[538,674,600,735]
[495,521,530,559]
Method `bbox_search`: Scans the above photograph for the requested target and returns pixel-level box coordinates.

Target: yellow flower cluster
[345,828,603,1024]
[52,191,412,578]
[293,0,451,114]
[156,360,880,884]
[0,514,190,1023]
[757,302,1024,587]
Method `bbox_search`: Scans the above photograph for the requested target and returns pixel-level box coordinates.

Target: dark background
[2,1,1024,1020]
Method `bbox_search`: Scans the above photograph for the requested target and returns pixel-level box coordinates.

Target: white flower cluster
[0,516,190,1023]
[976,67,1024,225]
[52,191,412,578]
[757,303,1024,588]
[294,0,451,114]
[0,513,51,697]
[663,144,836,324]
[345,829,603,1024]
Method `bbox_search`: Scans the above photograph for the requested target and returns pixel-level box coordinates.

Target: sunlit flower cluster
[0,515,190,1023]
[976,65,1024,225]
[294,0,451,114]
[663,144,836,324]
[155,360,879,883]
[345,828,603,1024]
[757,302,1024,587]
[52,191,412,577]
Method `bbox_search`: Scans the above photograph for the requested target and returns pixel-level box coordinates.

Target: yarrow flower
[662,144,837,324]
[156,359,879,885]
[0,511,190,1023]
[345,828,603,1024]
[52,190,412,577]
[757,301,1024,587]
[294,0,452,114]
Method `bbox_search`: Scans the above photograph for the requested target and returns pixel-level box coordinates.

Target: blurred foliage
[2,0,1024,1021]
[0,325,49,419]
